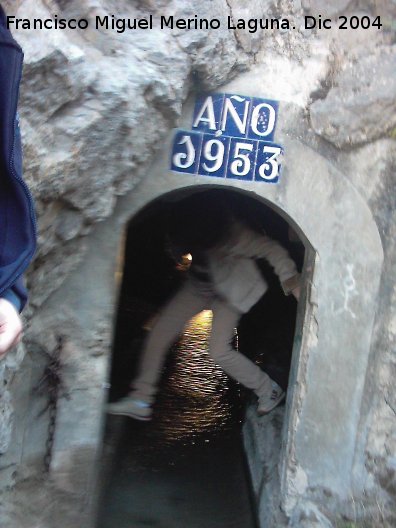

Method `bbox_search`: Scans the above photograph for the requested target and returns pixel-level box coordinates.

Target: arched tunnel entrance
[23,88,383,525]
[97,187,305,527]
[110,186,305,402]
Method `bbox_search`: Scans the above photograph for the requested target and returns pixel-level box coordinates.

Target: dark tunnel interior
[109,187,305,402]
[97,188,305,528]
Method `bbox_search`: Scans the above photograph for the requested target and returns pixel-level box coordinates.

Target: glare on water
[153,310,242,445]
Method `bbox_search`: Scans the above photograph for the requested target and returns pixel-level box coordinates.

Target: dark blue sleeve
[0,276,27,312]
[0,6,36,312]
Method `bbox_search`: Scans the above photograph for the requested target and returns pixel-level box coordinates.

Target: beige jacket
[206,220,300,313]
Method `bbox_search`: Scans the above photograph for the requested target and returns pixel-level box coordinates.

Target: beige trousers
[132,280,272,403]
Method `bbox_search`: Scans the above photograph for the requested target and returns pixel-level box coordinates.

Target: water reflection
[98,309,256,528]
[152,310,243,446]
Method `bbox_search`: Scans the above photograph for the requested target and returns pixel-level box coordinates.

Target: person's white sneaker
[257,381,285,416]
[106,396,152,421]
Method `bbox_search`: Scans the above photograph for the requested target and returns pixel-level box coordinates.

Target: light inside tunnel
[190,309,212,333]
[177,253,193,271]
[111,188,304,443]
[154,309,240,441]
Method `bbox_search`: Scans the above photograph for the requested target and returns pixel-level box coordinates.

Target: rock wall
[0,0,395,527]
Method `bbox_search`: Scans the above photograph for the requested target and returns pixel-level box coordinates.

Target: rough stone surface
[0,391,13,455]
[332,139,396,524]
[11,0,256,309]
[289,501,334,528]
[310,46,396,148]
[243,405,288,528]
[0,476,90,528]
[225,0,275,54]
[302,0,352,16]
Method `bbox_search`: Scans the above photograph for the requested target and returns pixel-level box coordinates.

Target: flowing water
[97,310,258,528]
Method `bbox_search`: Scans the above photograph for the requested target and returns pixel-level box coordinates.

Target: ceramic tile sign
[171,93,283,183]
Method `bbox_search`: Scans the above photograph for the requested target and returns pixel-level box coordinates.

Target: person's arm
[0,277,25,356]
[229,222,301,298]
[1,276,27,312]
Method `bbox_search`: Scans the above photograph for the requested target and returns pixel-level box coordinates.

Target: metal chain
[33,335,64,473]
[44,391,58,472]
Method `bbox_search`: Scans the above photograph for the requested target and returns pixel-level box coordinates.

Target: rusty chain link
[33,335,65,473]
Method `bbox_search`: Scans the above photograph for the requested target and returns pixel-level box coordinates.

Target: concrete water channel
[93,192,301,528]
[97,311,259,528]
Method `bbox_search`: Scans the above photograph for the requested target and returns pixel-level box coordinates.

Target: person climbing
[107,192,300,421]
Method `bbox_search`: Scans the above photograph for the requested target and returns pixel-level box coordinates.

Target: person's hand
[292,285,301,301]
[0,298,23,358]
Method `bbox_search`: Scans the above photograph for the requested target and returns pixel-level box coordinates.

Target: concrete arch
[40,96,383,519]
[111,134,383,504]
